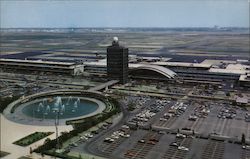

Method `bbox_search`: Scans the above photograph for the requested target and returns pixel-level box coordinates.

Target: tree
[0,96,20,113]
[29,147,33,154]
[44,138,51,144]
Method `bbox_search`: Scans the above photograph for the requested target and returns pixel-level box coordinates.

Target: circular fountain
[21,96,99,119]
[3,90,108,126]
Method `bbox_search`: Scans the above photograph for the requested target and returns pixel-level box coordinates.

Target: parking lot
[0,72,98,99]
[162,137,193,159]
[150,100,250,142]
[124,132,163,159]
[89,126,249,159]
[80,94,250,159]
[201,140,225,159]
[126,98,172,128]
[99,127,135,156]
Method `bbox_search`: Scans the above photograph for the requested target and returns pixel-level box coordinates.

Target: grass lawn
[0,151,10,157]
[18,156,32,159]
[13,132,54,147]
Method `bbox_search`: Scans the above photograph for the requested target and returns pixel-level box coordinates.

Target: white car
[176,133,186,138]
[84,133,93,138]
[121,134,130,138]
[87,134,93,138]
[111,135,119,139]
[242,145,250,150]
[121,125,130,129]
[104,138,114,143]
[178,146,189,151]
[80,136,88,140]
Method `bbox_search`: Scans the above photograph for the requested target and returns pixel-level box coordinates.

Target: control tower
[107,37,128,84]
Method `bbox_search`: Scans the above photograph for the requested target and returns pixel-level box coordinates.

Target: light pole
[55,108,59,151]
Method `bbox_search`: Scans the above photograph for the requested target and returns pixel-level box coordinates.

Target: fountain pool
[21,96,99,119]
[4,91,108,126]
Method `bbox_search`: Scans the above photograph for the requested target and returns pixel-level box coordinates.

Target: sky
[0,0,249,28]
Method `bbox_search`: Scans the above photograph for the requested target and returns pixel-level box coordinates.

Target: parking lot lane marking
[167,117,178,128]
[218,119,227,134]
[224,119,233,137]
[246,122,250,141]
[191,118,201,130]
[214,118,224,133]
[220,119,230,135]
[195,117,207,133]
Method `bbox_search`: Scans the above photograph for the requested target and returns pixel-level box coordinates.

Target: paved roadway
[83,99,130,158]
[88,80,119,91]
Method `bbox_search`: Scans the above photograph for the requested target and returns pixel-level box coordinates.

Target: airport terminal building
[0,44,249,88]
[0,58,84,76]
[1,56,249,88]
[84,56,250,87]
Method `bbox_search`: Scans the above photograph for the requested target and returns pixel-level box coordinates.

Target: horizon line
[1,26,249,29]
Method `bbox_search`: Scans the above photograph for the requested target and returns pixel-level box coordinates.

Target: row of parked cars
[168,102,188,117]
[159,102,188,121]
[124,95,151,110]
[188,103,211,121]
[130,109,156,124]
[169,133,191,151]
[104,125,131,143]
[194,104,210,118]
[245,113,250,122]
[217,107,237,119]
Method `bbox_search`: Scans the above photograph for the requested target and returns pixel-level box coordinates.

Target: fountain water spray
[44,105,50,115]
[42,98,47,105]
[74,101,78,109]
[37,102,44,112]
[66,96,73,105]
[60,104,65,115]
[77,98,80,104]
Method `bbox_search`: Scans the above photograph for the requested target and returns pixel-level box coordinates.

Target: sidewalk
[0,114,73,159]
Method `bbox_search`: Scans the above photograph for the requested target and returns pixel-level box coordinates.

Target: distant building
[107,37,128,84]
[236,96,248,106]
[0,58,84,76]
[239,74,250,88]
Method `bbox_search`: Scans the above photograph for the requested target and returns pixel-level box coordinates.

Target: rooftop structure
[0,58,84,76]
[151,61,212,69]
[209,64,250,75]
[236,96,249,105]
[130,64,177,79]
[0,58,74,66]
[239,74,250,87]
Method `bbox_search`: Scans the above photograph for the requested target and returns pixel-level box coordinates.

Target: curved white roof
[131,64,177,79]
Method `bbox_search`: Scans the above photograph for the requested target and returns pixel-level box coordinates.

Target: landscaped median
[13,132,54,147]
[0,151,10,158]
